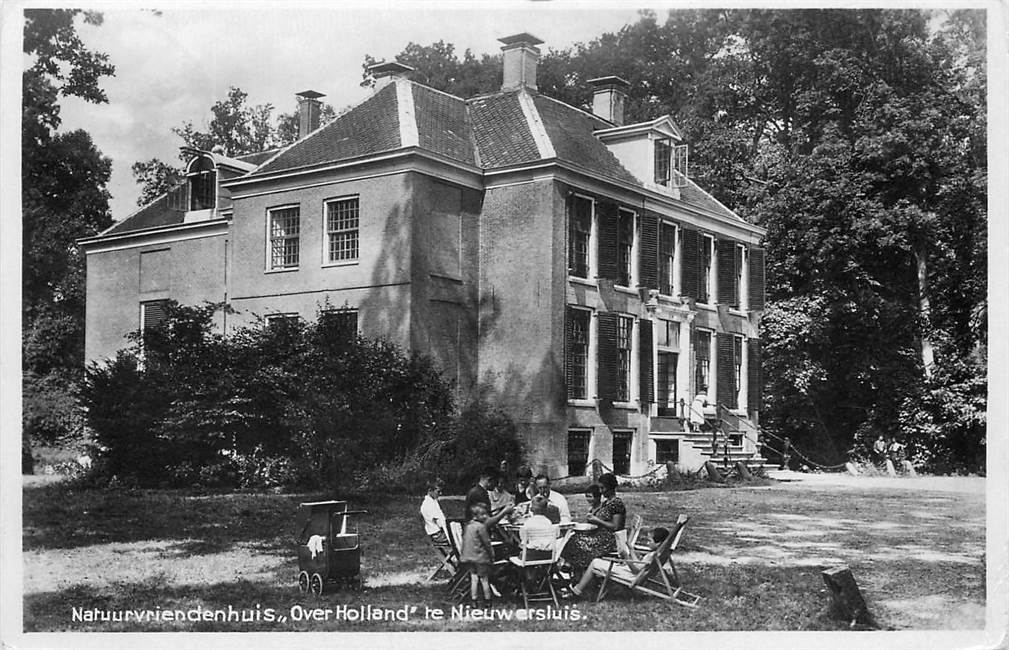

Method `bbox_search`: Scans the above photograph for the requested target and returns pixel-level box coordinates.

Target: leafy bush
[79,301,524,489]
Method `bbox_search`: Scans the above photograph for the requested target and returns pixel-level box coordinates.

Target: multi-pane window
[326,197,359,263]
[699,234,714,303]
[735,244,746,309]
[659,222,676,295]
[568,196,593,278]
[266,314,300,329]
[733,335,744,409]
[654,439,679,465]
[187,155,215,211]
[695,329,712,395]
[568,430,590,477]
[617,209,634,286]
[657,319,680,416]
[654,138,672,186]
[616,315,633,401]
[269,206,300,269]
[613,431,632,475]
[568,308,591,399]
[320,309,358,343]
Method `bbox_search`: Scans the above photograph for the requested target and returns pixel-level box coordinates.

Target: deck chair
[507,526,573,608]
[447,521,471,601]
[626,514,649,553]
[425,524,458,581]
[595,515,701,608]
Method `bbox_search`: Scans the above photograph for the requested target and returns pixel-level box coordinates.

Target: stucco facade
[81,35,767,477]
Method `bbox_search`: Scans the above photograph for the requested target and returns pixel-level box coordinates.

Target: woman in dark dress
[562,473,626,574]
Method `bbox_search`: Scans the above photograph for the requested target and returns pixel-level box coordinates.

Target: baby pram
[296,500,368,596]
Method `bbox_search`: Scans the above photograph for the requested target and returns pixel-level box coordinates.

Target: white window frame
[733,334,747,411]
[699,234,715,305]
[658,220,678,297]
[266,204,301,272]
[567,306,593,402]
[616,208,637,289]
[694,327,715,398]
[322,195,360,267]
[568,193,597,283]
[319,307,359,339]
[266,312,301,327]
[737,243,749,311]
[614,314,636,405]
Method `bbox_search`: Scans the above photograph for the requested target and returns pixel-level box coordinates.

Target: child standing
[459,502,513,604]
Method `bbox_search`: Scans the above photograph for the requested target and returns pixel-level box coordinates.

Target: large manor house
[81,34,768,477]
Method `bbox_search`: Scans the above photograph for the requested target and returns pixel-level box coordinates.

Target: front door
[613,431,632,475]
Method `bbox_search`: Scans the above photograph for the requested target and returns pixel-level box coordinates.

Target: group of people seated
[419,462,665,604]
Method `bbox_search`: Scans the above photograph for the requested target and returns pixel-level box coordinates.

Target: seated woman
[561,473,626,575]
[569,526,669,599]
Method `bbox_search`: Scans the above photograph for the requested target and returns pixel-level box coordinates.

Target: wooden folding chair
[425,525,458,581]
[447,521,471,602]
[507,526,573,608]
[595,516,701,608]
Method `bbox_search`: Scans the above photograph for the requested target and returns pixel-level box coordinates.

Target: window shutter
[597,312,618,401]
[747,338,762,415]
[597,200,619,281]
[716,238,736,305]
[142,300,168,331]
[565,194,576,276]
[748,247,766,311]
[716,332,734,409]
[564,307,575,399]
[639,211,659,290]
[680,227,699,299]
[639,319,654,404]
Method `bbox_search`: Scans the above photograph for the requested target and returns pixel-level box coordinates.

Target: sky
[53,3,647,221]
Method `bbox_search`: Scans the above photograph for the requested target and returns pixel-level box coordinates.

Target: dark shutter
[747,338,762,415]
[749,247,766,311]
[597,200,619,281]
[716,332,734,410]
[639,319,654,404]
[142,300,169,331]
[639,211,659,290]
[717,238,737,306]
[597,312,618,401]
[680,227,699,299]
[564,307,575,399]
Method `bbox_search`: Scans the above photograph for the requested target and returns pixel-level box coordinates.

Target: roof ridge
[250,84,398,176]
[466,87,521,103]
[407,79,467,103]
[517,88,555,159]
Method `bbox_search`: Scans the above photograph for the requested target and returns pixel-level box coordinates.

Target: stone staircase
[650,412,768,471]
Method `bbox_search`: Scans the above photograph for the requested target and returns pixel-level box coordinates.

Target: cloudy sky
[51,3,645,221]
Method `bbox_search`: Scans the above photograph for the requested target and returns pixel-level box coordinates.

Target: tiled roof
[102,78,744,234]
[252,83,401,176]
[236,149,281,166]
[531,93,641,186]
[468,91,540,168]
[679,177,740,222]
[104,195,183,235]
[413,84,477,166]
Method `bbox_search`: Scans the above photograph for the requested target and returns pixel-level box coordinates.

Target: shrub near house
[80,302,523,490]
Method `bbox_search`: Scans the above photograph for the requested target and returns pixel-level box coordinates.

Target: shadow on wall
[350,199,411,347]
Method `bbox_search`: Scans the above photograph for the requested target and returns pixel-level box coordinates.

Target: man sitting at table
[520,496,557,561]
[534,475,571,524]
[465,467,497,519]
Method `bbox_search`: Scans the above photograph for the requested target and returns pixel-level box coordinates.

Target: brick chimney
[296,90,325,138]
[368,61,415,90]
[498,33,543,90]
[588,76,630,126]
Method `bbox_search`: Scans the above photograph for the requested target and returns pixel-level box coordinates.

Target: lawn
[22,474,985,632]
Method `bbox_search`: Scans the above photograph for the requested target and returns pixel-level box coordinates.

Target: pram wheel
[310,572,324,597]
[298,571,310,594]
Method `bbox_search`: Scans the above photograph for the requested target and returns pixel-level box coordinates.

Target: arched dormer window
[186,154,216,212]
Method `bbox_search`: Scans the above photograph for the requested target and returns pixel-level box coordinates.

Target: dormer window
[187,155,216,211]
[654,138,688,188]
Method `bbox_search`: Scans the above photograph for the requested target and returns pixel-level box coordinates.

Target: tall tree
[22,9,115,452]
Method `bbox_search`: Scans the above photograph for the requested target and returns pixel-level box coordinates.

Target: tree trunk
[915,248,935,381]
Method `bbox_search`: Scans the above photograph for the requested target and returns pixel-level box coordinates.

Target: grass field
[22,474,985,632]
